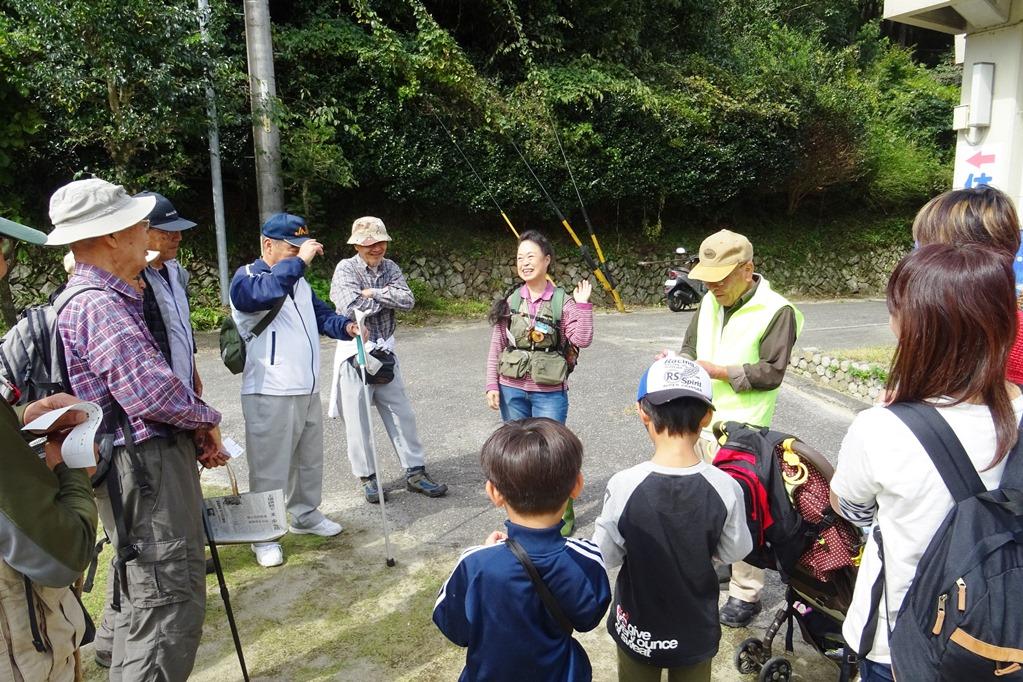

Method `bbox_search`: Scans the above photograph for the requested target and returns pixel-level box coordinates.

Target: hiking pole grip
[202,512,250,681]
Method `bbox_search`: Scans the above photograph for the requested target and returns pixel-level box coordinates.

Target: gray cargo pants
[241,392,327,529]
[94,431,206,682]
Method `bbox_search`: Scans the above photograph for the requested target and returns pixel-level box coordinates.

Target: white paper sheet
[221,437,244,459]
[22,401,103,469]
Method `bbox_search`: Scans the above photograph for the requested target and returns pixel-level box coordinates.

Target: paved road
[196,298,890,674]
[198,299,892,549]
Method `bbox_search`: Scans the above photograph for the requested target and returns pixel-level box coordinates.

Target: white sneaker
[251,542,284,567]
[289,518,343,537]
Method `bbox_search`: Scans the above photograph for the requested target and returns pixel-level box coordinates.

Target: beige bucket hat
[47,178,155,246]
[688,229,754,283]
[348,216,392,246]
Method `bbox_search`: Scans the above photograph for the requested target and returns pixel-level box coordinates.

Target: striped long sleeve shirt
[485,283,594,393]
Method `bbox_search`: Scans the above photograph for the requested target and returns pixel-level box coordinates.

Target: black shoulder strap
[886,402,985,502]
[504,537,574,636]
[250,296,286,339]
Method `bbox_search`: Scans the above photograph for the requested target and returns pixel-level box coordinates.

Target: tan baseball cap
[688,229,753,283]
[347,216,392,246]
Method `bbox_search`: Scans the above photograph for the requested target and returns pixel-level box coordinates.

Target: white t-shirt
[831,396,1023,664]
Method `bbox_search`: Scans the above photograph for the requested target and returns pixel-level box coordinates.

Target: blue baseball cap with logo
[135,191,196,231]
[637,356,715,407]
[262,212,311,246]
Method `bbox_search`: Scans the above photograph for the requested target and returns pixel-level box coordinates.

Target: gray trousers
[94,432,206,682]
[241,392,326,530]
[338,357,425,478]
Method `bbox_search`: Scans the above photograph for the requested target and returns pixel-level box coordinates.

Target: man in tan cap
[669,229,804,628]
[48,177,228,681]
[328,216,447,503]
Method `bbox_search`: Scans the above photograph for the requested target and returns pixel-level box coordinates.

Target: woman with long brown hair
[911,185,1023,381]
[830,244,1022,681]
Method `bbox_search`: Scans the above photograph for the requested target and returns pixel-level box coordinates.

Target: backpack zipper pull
[932,594,947,635]
[955,578,967,611]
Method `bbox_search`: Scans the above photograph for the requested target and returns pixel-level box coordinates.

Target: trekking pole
[354,309,396,567]
[201,511,250,681]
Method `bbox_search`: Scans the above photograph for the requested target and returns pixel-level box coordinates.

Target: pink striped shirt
[485,283,594,393]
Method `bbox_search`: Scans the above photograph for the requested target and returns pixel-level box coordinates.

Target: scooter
[664,247,707,312]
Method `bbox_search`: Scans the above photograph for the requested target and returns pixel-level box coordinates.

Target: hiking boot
[290,517,343,537]
[361,475,388,504]
[405,467,448,497]
[251,542,284,568]
[94,648,112,669]
[719,596,762,628]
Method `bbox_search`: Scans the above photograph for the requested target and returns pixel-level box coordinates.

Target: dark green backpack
[219,297,285,374]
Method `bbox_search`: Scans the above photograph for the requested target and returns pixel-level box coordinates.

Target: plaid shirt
[58,263,220,444]
[329,254,414,344]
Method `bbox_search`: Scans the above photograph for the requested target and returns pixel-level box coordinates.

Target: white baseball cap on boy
[636,356,714,408]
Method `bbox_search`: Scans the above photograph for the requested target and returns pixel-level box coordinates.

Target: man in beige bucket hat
[329,216,448,504]
[661,228,804,628]
[49,177,227,681]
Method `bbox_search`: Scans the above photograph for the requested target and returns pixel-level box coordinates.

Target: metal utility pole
[243,0,284,224]
[197,0,230,305]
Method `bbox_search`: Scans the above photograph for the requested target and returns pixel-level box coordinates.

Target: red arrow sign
[967,151,996,167]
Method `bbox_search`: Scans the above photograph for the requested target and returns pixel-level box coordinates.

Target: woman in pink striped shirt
[484,231,594,534]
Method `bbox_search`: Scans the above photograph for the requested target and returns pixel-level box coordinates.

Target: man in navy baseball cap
[262,212,312,245]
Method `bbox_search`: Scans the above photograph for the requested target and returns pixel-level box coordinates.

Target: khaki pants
[95,432,206,682]
[697,436,765,604]
[616,647,711,682]
[0,561,86,682]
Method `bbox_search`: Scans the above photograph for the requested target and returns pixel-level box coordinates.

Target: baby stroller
[712,421,864,682]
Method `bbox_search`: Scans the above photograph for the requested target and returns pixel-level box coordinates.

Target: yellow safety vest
[695,277,803,427]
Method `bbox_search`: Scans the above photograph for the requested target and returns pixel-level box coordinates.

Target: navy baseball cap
[262,213,311,246]
[135,191,196,231]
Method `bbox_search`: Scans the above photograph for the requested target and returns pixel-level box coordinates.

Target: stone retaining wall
[7,241,908,311]
[788,346,887,404]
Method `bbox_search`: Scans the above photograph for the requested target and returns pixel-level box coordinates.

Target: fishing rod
[543,107,625,312]
[430,109,519,239]
[508,137,626,312]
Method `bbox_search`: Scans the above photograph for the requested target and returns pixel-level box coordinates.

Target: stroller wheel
[758,656,792,682]
[734,637,765,675]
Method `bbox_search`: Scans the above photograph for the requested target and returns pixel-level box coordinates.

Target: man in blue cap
[136,191,203,395]
[230,212,359,568]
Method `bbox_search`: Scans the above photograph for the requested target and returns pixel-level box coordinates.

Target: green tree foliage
[0,0,956,243]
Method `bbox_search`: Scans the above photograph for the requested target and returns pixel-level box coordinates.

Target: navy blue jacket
[433,521,611,681]
[229,257,348,340]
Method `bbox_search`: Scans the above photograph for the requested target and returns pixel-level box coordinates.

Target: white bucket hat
[348,216,392,246]
[47,178,156,246]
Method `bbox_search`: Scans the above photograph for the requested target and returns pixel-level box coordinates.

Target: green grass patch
[831,345,893,383]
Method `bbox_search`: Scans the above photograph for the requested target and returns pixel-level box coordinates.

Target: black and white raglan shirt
[593,460,752,668]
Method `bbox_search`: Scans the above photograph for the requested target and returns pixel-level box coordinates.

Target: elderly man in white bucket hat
[48,178,227,681]
[0,216,99,682]
[329,216,447,504]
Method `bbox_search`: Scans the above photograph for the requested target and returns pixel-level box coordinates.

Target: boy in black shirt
[593,357,752,681]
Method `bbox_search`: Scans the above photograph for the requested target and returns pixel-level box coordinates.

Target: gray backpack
[0,285,101,404]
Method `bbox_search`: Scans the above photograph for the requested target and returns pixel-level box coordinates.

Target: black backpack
[859,402,1023,680]
[0,285,102,404]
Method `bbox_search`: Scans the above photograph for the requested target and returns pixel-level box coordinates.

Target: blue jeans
[859,659,894,682]
[499,385,569,424]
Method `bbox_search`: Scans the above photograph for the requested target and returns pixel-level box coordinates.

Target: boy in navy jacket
[594,357,752,681]
[433,419,610,681]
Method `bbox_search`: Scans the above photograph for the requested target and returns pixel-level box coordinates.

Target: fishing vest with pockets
[695,277,803,428]
[499,287,569,386]
[859,402,1023,680]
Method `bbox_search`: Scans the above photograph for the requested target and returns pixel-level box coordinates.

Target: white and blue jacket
[230,257,351,396]
[433,520,611,682]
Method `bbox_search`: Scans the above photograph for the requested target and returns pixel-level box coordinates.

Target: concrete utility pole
[243,0,284,224]
[885,0,1023,294]
[198,0,230,305]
